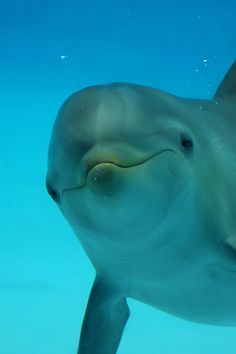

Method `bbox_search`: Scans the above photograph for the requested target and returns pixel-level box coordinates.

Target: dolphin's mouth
[86,148,175,176]
[63,149,175,194]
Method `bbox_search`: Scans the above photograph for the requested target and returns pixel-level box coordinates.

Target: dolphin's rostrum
[46,60,236,354]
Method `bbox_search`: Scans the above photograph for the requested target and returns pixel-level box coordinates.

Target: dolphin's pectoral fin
[78,276,130,354]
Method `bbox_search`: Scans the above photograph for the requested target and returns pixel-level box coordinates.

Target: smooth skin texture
[46,60,236,354]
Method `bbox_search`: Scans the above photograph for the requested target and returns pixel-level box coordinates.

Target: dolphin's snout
[87,162,123,196]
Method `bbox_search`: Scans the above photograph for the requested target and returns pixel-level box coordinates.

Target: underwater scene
[1,0,236,353]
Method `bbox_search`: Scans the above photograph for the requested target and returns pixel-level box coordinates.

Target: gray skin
[46,60,236,354]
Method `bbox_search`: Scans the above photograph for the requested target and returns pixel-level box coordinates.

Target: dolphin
[46,60,236,354]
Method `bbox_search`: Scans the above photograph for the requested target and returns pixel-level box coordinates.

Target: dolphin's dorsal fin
[214,60,236,101]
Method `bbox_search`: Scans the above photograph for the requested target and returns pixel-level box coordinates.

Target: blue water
[1,0,236,353]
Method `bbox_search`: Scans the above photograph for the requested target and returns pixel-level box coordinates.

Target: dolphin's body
[46,61,236,354]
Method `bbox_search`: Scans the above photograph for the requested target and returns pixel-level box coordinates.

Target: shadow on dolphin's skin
[46,60,236,354]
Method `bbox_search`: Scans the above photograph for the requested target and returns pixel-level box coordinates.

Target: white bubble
[60,55,69,60]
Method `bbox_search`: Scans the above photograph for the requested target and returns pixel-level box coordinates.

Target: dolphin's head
[46,83,196,246]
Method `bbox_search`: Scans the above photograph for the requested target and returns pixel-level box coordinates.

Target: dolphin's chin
[61,149,188,238]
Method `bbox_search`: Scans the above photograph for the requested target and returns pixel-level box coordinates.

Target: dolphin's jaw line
[62,149,176,194]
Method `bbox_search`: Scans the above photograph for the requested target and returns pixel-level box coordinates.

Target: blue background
[1,0,236,353]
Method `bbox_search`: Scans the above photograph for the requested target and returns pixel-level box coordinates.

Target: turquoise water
[1,0,236,353]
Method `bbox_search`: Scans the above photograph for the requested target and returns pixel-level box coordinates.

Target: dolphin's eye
[46,181,60,203]
[180,134,194,152]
